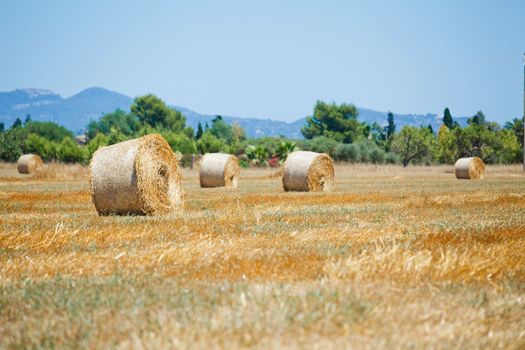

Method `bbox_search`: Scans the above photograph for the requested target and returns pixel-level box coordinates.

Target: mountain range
[0,87,469,138]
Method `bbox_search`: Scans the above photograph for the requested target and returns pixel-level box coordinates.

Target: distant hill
[0,87,132,133]
[0,87,469,137]
[173,105,307,139]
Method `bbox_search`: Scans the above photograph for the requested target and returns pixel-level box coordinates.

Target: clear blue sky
[0,0,523,123]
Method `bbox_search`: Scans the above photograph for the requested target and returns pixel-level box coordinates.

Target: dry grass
[0,162,88,182]
[0,163,524,349]
[33,162,89,181]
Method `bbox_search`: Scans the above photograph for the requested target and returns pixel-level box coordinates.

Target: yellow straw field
[0,163,524,349]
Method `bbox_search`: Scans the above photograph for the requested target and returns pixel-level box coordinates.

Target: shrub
[87,134,109,159]
[24,134,58,161]
[357,143,370,163]
[300,136,339,156]
[25,121,73,142]
[370,148,386,164]
[0,129,24,162]
[239,158,250,168]
[197,132,226,154]
[243,137,285,157]
[162,132,197,154]
[56,137,87,163]
[385,152,400,164]
[245,145,269,166]
[333,144,359,162]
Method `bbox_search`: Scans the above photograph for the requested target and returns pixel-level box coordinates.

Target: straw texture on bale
[89,134,182,216]
[199,153,240,188]
[17,154,43,174]
[454,157,485,180]
[282,151,335,192]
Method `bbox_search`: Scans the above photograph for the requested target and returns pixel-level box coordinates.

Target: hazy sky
[1,0,524,123]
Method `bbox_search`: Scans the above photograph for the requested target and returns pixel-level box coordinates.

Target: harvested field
[0,163,524,349]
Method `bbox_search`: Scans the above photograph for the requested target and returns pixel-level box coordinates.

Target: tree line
[0,96,523,166]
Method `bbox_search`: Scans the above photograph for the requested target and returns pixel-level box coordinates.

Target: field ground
[0,163,524,349]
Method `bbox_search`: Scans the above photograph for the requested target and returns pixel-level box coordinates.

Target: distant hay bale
[89,134,182,216]
[454,157,485,180]
[282,151,335,192]
[17,154,43,174]
[199,153,240,188]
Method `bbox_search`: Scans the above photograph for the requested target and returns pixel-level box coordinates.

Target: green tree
[0,129,24,161]
[183,126,195,139]
[197,132,226,153]
[385,111,396,140]
[87,133,109,159]
[231,123,246,143]
[454,123,520,163]
[87,109,141,139]
[496,129,521,163]
[392,126,435,166]
[504,118,524,146]
[107,127,129,145]
[161,132,197,154]
[301,101,366,143]
[196,122,204,140]
[209,116,233,142]
[227,122,247,154]
[11,118,22,129]
[25,121,73,142]
[368,122,385,144]
[443,108,454,129]
[468,111,486,126]
[0,123,4,132]
[24,114,32,125]
[435,125,457,164]
[56,137,86,163]
[25,134,58,160]
[131,95,186,131]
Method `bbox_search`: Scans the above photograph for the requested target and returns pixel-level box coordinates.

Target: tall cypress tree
[386,111,395,140]
[11,118,22,129]
[196,122,204,140]
[443,108,454,129]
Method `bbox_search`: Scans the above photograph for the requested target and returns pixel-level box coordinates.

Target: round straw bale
[17,154,43,174]
[282,151,334,192]
[454,157,485,180]
[89,134,182,216]
[199,153,240,188]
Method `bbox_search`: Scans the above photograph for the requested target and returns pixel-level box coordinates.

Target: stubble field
[0,163,524,349]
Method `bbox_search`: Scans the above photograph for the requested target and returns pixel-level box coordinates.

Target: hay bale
[454,157,485,180]
[89,134,182,216]
[17,154,43,174]
[282,151,334,192]
[199,153,240,188]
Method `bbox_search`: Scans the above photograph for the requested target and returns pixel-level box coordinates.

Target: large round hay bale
[454,157,485,180]
[89,134,182,216]
[199,153,240,188]
[17,154,43,174]
[282,151,334,192]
